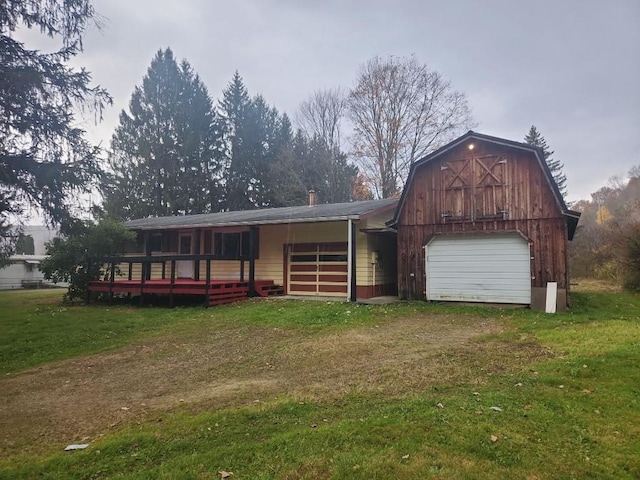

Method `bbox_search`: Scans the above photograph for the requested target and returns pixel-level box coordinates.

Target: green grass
[0,288,638,479]
[0,290,396,374]
[0,288,488,375]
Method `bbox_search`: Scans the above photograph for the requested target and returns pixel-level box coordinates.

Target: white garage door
[426,234,531,304]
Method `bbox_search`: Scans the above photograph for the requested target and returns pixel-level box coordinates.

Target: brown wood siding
[397,139,569,300]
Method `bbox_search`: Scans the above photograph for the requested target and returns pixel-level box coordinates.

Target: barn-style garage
[390,131,580,310]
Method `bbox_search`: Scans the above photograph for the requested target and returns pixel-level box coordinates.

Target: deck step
[209,291,249,306]
[256,284,285,297]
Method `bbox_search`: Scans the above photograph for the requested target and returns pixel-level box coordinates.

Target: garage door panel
[428,265,530,275]
[426,234,531,304]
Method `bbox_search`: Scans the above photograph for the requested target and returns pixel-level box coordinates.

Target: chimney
[308,190,317,206]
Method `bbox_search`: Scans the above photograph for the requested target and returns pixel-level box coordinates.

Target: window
[124,232,144,254]
[179,235,192,255]
[15,235,35,255]
[319,254,348,262]
[213,230,259,258]
[291,254,316,262]
[148,233,162,252]
[163,231,179,252]
[203,230,212,254]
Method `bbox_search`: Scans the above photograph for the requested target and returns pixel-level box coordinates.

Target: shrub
[40,219,135,302]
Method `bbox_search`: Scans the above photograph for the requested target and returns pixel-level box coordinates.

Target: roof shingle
[124,198,398,230]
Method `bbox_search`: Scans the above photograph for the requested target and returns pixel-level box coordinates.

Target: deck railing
[89,253,256,306]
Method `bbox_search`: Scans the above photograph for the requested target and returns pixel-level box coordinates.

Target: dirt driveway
[0,312,542,457]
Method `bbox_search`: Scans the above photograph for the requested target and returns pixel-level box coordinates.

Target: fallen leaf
[558,385,564,389]
[402,454,410,460]
[120,407,130,411]
[490,435,499,442]
[523,404,532,410]
[514,382,523,387]
[582,389,593,394]
[472,392,480,396]
[310,424,318,428]
[436,403,444,409]
[490,406,502,412]
[218,471,233,478]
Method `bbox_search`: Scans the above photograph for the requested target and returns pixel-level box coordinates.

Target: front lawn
[0,288,638,479]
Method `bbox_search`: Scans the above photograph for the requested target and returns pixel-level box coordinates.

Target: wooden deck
[88,279,284,307]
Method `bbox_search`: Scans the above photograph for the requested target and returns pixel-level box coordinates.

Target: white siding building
[0,226,60,290]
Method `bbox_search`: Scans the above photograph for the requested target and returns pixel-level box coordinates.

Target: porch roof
[125,198,398,231]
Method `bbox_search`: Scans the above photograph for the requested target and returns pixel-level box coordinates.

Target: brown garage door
[288,242,348,297]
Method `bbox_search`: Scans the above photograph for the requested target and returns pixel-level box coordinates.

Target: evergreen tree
[220,72,253,210]
[103,48,225,219]
[220,73,295,209]
[524,125,568,199]
[220,72,358,209]
[0,0,111,264]
[265,115,309,207]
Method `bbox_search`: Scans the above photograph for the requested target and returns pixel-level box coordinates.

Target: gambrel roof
[388,131,581,239]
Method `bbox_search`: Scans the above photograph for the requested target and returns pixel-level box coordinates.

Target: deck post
[248,226,257,297]
[204,258,211,307]
[139,257,146,307]
[194,230,201,281]
[127,261,133,301]
[169,260,176,308]
[144,232,152,281]
[240,260,245,281]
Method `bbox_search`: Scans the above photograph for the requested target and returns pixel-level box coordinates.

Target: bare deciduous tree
[348,56,475,198]
[296,88,346,151]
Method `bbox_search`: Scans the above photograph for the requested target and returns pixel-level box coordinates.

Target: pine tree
[103,48,225,219]
[220,74,295,209]
[524,125,568,199]
[220,72,256,210]
[0,0,111,263]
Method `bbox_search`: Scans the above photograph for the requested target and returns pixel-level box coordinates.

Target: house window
[124,232,144,254]
[179,235,192,255]
[203,230,212,254]
[148,233,162,252]
[213,231,259,258]
[163,231,179,252]
[16,235,35,255]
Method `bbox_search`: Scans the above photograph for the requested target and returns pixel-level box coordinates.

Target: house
[388,131,580,310]
[91,131,580,310]
[97,197,398,303]
[0,225,59,289]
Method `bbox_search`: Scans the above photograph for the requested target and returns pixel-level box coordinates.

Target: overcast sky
[66,0,640,203]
